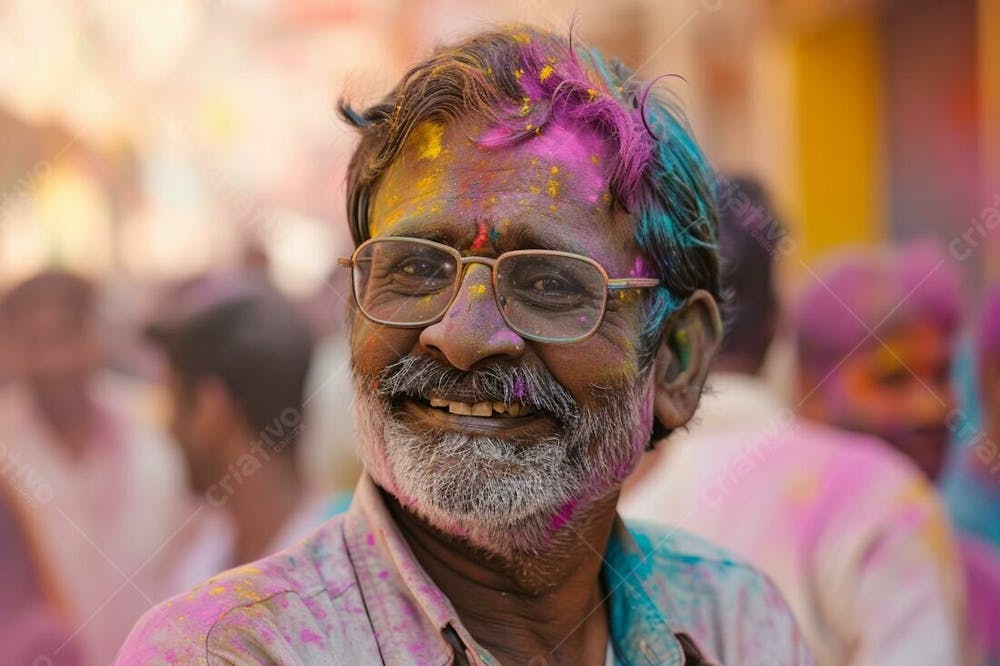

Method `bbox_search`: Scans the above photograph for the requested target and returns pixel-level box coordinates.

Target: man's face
[351,118,658,555]
[164,370,222,493]
[2,304,99,409]
[809,320,955,479]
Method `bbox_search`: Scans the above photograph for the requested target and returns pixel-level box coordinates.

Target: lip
[401,399,558,437]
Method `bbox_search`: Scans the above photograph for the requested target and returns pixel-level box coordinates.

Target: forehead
[368,118,636,261]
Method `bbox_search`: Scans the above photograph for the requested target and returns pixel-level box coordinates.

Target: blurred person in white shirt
[0,270,189,665]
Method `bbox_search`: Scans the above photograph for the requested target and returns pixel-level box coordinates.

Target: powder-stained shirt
[116,475,814,665]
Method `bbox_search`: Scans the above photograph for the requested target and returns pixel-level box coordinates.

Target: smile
[401,396,555,436]
[426,396,538,417]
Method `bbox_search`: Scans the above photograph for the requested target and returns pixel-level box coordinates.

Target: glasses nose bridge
[458,254,498,271]
[455,255,499,286]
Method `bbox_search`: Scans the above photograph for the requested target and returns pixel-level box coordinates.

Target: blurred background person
[0,483,83,666]
[943,286,1000,551]
[145,273,336,591]
[940,286,1000,664]
[793,243,1000,665]
[0,270,190,664]
[298,266,361,508]
[620,177,967,666]
[793,241,962,480]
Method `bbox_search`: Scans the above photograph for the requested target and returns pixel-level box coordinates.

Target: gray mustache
[376,354,579,424]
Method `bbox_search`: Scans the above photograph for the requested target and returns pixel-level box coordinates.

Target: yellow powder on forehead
[547,165,560,198]
[410,121,445,161]
[369,165,445,237]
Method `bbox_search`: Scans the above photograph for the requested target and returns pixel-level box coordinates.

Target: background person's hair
[714,175,783,373]
[792,240,963,378]
[146,278,315,452]
[338,24,721,370]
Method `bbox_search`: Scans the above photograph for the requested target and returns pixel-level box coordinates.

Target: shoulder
[622,518,783,598]
[619,520,815,664]
[115,518,351,665]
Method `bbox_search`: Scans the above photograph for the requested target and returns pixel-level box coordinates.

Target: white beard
[352,363,654,558]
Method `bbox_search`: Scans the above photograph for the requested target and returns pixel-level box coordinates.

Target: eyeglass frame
[337,236,661,344]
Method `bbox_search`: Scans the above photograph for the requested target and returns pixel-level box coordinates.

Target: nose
[419,263,526,371]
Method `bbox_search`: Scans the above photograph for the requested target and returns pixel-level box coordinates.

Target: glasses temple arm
[607,278,660,290]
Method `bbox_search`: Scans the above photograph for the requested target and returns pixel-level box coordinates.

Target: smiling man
[118,26,813,665]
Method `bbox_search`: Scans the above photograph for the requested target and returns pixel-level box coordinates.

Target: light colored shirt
[118,474,814,665]
[0,374,191,665]
[166,493,338,596]
[620,372,969,666]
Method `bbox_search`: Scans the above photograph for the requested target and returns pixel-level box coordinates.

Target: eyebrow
[379,212,594,255]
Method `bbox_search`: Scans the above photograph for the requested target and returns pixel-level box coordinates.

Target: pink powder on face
[366,533,375,546]
[548,497,579,532]
[629,255,654,278]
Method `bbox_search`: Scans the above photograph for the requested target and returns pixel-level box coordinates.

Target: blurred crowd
[0,175,997,664]
[0,1,998,665]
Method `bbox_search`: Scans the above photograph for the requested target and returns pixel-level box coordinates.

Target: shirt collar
[344,474,690,665]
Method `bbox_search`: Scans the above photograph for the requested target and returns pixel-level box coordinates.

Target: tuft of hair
[339,24,720,368]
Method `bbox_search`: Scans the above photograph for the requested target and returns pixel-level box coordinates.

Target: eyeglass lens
[352,239,608,341]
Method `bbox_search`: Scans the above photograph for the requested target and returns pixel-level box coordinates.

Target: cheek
[538,330,642,400]
[350,317,420,379]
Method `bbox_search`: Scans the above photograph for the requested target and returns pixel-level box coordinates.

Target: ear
[652,290,722,430]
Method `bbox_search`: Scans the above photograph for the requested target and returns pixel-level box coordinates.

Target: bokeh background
[2,0,998,294]
[1,2,999,664]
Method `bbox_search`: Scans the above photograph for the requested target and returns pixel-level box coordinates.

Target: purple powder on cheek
[548,497,579,532]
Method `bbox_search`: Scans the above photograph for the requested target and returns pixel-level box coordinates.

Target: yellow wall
[791,10,885,262]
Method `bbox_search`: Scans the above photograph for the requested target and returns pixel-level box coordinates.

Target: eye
[530,275,574,294]
[397,258,442,277]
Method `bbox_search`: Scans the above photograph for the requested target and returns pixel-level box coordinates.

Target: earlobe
[652,290,722,431]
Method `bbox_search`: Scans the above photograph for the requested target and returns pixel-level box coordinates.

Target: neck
[223,448,303,565]
[385,489,617,666]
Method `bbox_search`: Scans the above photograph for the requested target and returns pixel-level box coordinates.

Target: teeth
[426,397,533,418]
[447,401,474,416]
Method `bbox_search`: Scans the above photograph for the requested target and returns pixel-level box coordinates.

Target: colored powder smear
[412,121,444,161]
[470,221,490,251]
